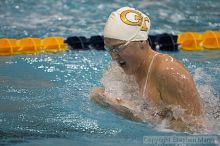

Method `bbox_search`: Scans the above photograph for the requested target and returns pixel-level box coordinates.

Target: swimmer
[90,7,203,131]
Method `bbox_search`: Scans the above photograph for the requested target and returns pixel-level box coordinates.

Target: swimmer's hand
[90,88,109,107]
[90,87,143,122]
[90,87,123,107]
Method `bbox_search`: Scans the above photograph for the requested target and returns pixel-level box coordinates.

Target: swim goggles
[105,41,130,53]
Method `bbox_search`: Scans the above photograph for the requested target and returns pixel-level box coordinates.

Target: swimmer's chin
[123,70,132,75]
[119,66,133,75]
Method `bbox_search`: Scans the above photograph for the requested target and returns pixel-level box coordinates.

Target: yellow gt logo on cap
[120,9,149,31]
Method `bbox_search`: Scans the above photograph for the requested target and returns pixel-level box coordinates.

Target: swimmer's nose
[110,52,119,60]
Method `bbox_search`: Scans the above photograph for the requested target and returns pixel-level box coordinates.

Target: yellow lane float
[178,31,220,51]
[201,31,220,49]
[17,38,41,54]
[0,37,68,56]
[0,39,19,56]
[42,37,68,53]
[178,32,203,51]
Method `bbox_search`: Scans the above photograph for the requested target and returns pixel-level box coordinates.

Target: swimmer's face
[104,38,146,75]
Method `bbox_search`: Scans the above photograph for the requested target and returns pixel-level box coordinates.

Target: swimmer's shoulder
[154,53,193,82]
[156,53,181,65]
[155,53,188,73]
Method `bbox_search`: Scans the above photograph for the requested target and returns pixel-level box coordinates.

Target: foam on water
[101,64,220,134]
[194,68,220,134]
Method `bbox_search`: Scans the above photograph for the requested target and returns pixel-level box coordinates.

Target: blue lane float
[89,35,104,50]
[151,33,178,51]
[65,35,105,50]
[65,36,89,50]
[65,34,178,51]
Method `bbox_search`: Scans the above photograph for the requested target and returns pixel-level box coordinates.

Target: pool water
[0,0,220,146]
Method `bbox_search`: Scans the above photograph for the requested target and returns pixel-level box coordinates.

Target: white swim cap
[104,7,150,41]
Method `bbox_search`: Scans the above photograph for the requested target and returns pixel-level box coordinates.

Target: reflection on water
[0,75,55,89]
[192,50,220,62]
[0,100,27,112]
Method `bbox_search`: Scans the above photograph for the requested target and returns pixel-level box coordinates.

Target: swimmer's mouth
[118,60,126,67]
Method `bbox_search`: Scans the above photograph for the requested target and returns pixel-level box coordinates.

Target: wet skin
[91,38,203,131]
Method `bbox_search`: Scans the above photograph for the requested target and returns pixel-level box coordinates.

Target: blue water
[0,0,220,146]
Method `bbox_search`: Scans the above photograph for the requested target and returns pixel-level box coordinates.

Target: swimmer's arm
[157,62,203,116]
[90,87,144,121]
